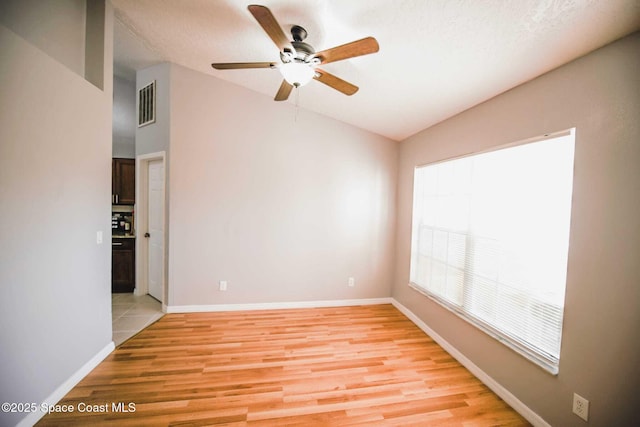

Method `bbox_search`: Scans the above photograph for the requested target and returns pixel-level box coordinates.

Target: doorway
[135,152,166,307]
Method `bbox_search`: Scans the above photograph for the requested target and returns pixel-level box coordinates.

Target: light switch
[96,231,103,244]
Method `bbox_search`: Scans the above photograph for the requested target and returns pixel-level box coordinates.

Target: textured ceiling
[112,0,640,141]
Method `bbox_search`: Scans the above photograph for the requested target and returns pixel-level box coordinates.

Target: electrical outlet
[219,281,227,291]
[572,393,589,421]
[348,277,355,287]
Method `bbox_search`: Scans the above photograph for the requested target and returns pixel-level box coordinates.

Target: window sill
[408,282,559,376]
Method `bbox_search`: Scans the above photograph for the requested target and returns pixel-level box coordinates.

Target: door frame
[135,151,167,309]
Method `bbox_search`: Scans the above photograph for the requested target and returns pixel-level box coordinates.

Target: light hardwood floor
[37,304,530,426]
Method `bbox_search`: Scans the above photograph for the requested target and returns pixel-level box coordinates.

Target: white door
[147,160,164,301]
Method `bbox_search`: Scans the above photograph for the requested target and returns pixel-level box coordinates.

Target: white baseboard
[165,297,393,313]
[390,300,550,427]
[17,341,115,427]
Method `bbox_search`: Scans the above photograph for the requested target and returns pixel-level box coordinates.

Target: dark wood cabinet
[112,158,135,205]
[112,238,135,293]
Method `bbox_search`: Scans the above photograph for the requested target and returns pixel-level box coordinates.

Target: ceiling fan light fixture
[279,62,315,87]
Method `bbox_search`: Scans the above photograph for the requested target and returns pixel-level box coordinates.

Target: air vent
[138,81,156,127]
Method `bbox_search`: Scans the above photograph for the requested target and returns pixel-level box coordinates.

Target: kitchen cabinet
[112,158,135,205]
[112,238,135,293]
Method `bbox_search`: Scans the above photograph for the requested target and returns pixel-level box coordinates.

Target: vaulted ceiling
[112,0,640,141]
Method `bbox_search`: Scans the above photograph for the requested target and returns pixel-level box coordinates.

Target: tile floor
[112,293,164,346]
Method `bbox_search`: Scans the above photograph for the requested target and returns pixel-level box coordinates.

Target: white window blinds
[409,130,575,374]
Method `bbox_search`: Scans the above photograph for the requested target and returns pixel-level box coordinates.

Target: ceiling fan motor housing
[280,25,317,64]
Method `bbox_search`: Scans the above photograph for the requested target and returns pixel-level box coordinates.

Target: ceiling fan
[211,4,379,101]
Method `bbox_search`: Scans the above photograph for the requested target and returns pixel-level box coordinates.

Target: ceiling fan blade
[211,62,275,70]
[314,69,359,96]
[274,80,293,101]
[315,37,379,64]
[248,5,292,52]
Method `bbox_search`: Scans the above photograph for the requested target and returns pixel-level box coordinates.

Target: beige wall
[113,75,136,158]
[393,32,640,426]
[0,0,86,77]
[0,2,113,426]
[166,64,397,306]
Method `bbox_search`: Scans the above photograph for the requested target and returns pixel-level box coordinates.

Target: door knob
[144,232,150,238]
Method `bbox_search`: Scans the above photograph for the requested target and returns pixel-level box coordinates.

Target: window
[409,129,575,374]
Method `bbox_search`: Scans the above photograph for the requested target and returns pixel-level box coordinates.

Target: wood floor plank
[36,304,530,426]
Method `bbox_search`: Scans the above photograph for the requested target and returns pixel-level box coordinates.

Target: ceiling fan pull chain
[295,87,300,122]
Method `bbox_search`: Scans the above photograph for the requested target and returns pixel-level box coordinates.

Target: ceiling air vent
[138,80,156,127]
